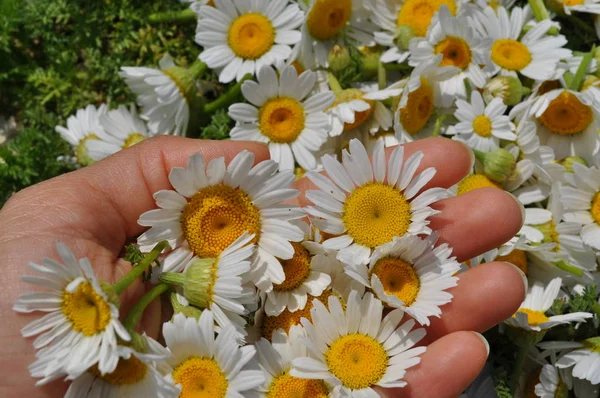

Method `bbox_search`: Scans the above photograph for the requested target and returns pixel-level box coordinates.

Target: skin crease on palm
[0,136,526,398]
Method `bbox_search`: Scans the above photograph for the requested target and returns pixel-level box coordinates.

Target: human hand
[0,136,526,397]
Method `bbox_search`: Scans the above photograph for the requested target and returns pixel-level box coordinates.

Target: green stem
[112,241,169,296]
[328,72,343,94]
[123,283,170,331]
[431,114,450,137]
[528,0,549,21]
[464,78,473,102]
[203,74,252,114]
[509,344,528,395]
[554,260,584,277]
[189,59,207,80]
[377,61,387,90]
[149,9,197,24]
[570,46,596,92]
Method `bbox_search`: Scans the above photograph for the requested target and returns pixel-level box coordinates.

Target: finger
[429,187,525,262]
[294,137,473,206]
[425,261,527,342]
[376,331,489,398]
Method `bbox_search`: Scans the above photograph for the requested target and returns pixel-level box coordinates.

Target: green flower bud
[358,46,382,79]
[482,76,526,106]
[160,258,216,309]
[328,44,352,73]
[559,156,587,173]
[169,292,204,320]
[474,148,517,184]
[393,25,415,51]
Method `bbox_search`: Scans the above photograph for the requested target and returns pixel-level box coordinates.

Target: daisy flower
[394,54,458,143]
[409,6,490,99]
[345,234,460,326]
[292,0,376,69]
[13,243,130,383]
[448,90,516,151]
[504,277,593,332]
[137,150,305,288]
[305,139,448,266]
[229,64,335,171]
[534,364,570,398]
[479,6,572,81]
[539,339,600,385]
[64,334,179,398]
[55,104,108,166]
[252,325,330,397]
[195,0,304,83]
[163,311,264,396]
[86,104,152,161]
[120,54,200,136]
[291,291,427,396]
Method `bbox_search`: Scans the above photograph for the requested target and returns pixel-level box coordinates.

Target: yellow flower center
[539,91,594,136]
[591,192,600,225]
[89,355,147,385]
[536,220,560,252]
[399,78,434,135]
[268,372,329,398]
[563,0,584,5]
[75,133,99,165]
[181,185,261,258]
[274,242,312,292]
[472,115,493,137]
[397,0,457,37]
[306,0,352,41]
[515,309,550,326]
[172,357,228,398]
[343,183,412,249]
[325,334,389,390]
[259,97,306,143]
[490,39,532,71]
[333,89,375,132]
[434,36,472,70]
[228,13,275,60]
[496,249,528,274]
[122,133,146,149]
[456,174,501,196]
[370,257,420,306]
[61,282,112,336]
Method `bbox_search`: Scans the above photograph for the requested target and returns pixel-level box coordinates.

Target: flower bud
[474,148,517,184]
[328,44,352,73]
[160,258,215,309]
[559,156,587,173]
[483,76,526,106]
[359,46,382,79]
[393,25,415,51]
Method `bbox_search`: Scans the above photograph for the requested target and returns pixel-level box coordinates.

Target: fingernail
[503,261,528,300]
[472,332,490,358]
[507,192,525,228]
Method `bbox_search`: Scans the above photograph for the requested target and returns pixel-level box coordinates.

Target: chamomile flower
[55,104,107,166]
[291,291,427,396]
[163,311,264,396]
[13,243,130,383]
[120,54,199,136]
[504,277,593,332]
[64,335,179,398]
[479,6,572,81]
[409,6,490,99]
[345,234,460,326]
[195,0,304,83]
[137,150,305,288]
[305,139,448,266]
[534,364,569,398]
[86,104,152,161]
[449,90,516,151]
[252,325,331,397]
[394,55,458,142]
[229,65,335,171]
[539,339,600,385]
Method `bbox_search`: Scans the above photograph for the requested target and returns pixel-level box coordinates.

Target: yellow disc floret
[397,0,457,37]
[472,115,493,138]
[61,282,112,336]
[490,39,532,71]
[434,36,472,70]
[172,357,228,398]
[456,174,502,196]
[181,185,261,258]
[274,242,312,292]
[370,257,420,306]
[515,309,550,326]
[122,133,146,149]
[306,0,352,41]
[399,78,434,135]
[228,13,275,60]
[89,355,147,385]
[76,133,99,166]
[536,220,561,252]
[259,97,306,143]
[268,372,329,398]
[333,89,375,132]
[539,91,593,135]
[325,334,389,390]
[496,249,528,274]
[591,192,600,225]
[343,183,412,249]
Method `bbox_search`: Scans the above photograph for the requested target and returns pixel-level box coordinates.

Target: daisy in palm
[409,6,490,99]
[137,150,305,290]
[13,243,130,384]
[195,0,303,83]
[448,90,516,151]
[229,64,335,171]
[305,139,448,266]
[345,234,460,326]
[163,311,264,397]
[55,104,107,166]
[291,291,427,396]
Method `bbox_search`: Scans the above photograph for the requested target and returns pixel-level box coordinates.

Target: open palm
[0,136,526,397]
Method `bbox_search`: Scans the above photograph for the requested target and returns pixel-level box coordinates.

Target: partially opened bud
[483,76,526,106]
[328,44,352,73]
